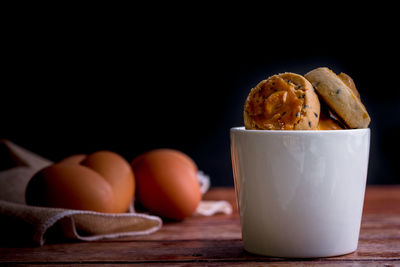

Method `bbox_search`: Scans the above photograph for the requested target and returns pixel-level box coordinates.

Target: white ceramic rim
[231,126,370,134]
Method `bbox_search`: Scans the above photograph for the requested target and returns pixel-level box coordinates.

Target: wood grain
[0,186,399,266]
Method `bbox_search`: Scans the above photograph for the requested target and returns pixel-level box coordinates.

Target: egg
[132,149,201,220]
[81,151,135,213]
[25,151,135,213]
[26,163,115,212]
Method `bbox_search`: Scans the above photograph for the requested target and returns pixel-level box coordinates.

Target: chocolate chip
[308,121,311,128]
[336,89,341,94]
[304,104,309,108]
[314,112,318,118]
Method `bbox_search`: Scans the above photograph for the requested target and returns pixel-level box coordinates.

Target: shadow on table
[0,215,72,248]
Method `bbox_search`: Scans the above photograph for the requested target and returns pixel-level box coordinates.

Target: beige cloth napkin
[194,200,232,216]
[0,140,162,245]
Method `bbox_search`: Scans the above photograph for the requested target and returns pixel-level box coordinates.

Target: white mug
[230,127,370,258]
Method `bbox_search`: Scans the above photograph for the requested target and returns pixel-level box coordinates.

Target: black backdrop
[2,11,400,186]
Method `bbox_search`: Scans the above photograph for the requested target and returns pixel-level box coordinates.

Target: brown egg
[81,151,135,213]
[26,163,115,212]
[26,151,135,213]
[132,149,201,221]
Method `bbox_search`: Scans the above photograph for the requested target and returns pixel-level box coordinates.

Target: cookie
[337,72,360,99]
[305,67,370,129]
[317,102,344,130]
[244,72,320,130]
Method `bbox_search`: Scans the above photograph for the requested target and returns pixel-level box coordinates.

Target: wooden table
[1,186,399,266]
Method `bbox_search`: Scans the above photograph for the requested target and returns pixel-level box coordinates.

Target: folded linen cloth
[0,140,161,245]
[0,199,162,245]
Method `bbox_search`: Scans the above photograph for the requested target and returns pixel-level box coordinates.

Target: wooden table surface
[1,185,399,266]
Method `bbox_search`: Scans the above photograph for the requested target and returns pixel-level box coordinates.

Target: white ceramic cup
[230,127,370,258]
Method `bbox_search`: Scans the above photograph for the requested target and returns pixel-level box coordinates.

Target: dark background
[2,9,399,186]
